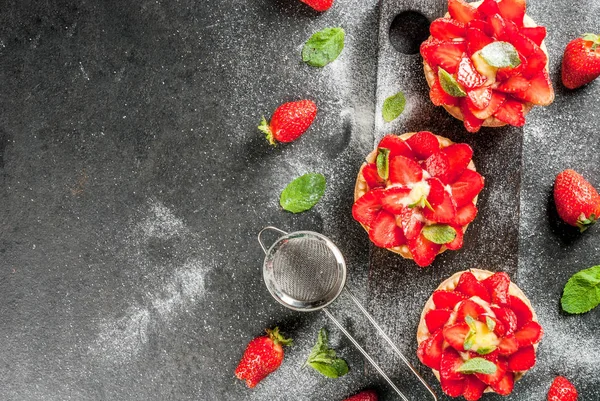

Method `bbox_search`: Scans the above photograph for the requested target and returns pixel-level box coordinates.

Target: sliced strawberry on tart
[353,132,485,267]
[417,269,542,400]
[420,0,554,132]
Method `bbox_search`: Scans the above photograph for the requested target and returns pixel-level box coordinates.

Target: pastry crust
[416,269,539,390]
[353,132,478,260]
[423,3,552,127]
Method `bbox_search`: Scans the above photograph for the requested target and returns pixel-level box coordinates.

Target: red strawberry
[471,91,505,120]
[481,272,510,305]
[520,26,547,46]
[425,151,451,183]
[562,34,600,89]
[417,329,444,370]
[507,345,536,371]
[396,207,424,240]
[235,327,292,388]
[497,334,519,356]
[352,189,384,227]
[433,290,467,309]
[409,233,442,267]
[491,371,515,395]
[469,19,493,36]
[480,314,506,336]
[430,18,467,40]
[513,71,554,105]
[446,225,465,250]
[378,134,416,160]
[514,321,543,347]
[406,131,440,159]
[421,39,467,74]
[381,187,413,214]
[461,100,485,133]
[423,190,457,223]
[508,295,533,329]
[427,177,446,206]
[476,357,508,386]
[493,98,525,127]
[259,100,317,145]
[467,87,493,110]
[496,75,531,93]
[512,32,537,57]
[547,376,578,401]
[440,143,472,184]
[441,377,466,397]
[457,56,488,89]
[443,322,471,352]
[369,211,406,248]
[497,0,525,27]
[521,45,548,78]
[448,0,481,23]
[463,374,488,401]
[451,169,484,207]
[362,164,385,189]
[343,390,378,401]
[456,271,492,302]
[491,306,518,335]
[389,156,423,185]
[467,27,494,56]
[430,77,461,106]
[456,299,486,322]
[496,55,527,80]
[554,169,600,231]
[425,309,452,333]
[440,347,466,381]
[488,13,507,40]
[455,203,478,226]
[477,0,500,16]
[300,0,333,12]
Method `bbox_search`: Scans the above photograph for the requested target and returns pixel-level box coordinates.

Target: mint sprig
[438,68,466,97]
[376,148,390,180]
[305,328,349,378]
[382,91,406,122]
[561,265,600,314]
[422,224,457,244]
[302,27,345,67]
[480,42,521,68]
[457,357,497,375]
[280,173,326,213]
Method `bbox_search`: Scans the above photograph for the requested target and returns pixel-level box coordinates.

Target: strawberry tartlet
[420,0,554,132]
[352,132,485,267]
[417,269,543,400]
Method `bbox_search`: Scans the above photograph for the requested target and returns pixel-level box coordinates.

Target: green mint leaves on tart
[382,91,406,122]
[305,328,349,378]
[302,27,345,67]
[458,358,498,375]
[438,68,467,97]
[561,265,600,314]
[280,173,326,213]
[480,42,521,68]
[485,316,496,332]
[422,224,457,244]
[376,148,390,180]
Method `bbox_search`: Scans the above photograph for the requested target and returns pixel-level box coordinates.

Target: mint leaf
[561,265,600,314]
[280,173,326,213]
[438,68,466,97]
[422,224,457,244]
[302,27,345,67]
[463,330,476,351]
[465,315,477,330]
[308,359,349,378]
[382,92,406,122]
[480,42,521,68]
[457,358,497,374]
[486,316,496,332]
[476,346,496,355]
[306,328,349,378]
[376,148,390,180]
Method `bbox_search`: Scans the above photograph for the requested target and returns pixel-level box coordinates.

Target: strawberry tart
[417,269,543,400]
[352,131,485,267]
[420,0,554,132]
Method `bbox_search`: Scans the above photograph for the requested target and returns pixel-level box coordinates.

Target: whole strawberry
[343,389,378,401]
[235,327,292,388]
[562,34,600,89]
[300,0,334,12]
[554,169,600,232]
[259,99,317,145]
[548,376,578,401]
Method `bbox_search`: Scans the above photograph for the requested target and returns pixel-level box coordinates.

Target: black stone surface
[0,0,598,400]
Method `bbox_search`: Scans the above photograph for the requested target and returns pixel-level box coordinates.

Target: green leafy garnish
[280,173,326,213]
[382,92,406,122]
[464,331,476,351]
[561,265,600,314]
[438,68,467,97]
[422,224,457,244]
[480,42,521,68]
[457,358,498,375]
[376,148,390,180]
[476,346,496,356]
[305,328,349,378]
[302,27,345,67]
[486,316,496,332]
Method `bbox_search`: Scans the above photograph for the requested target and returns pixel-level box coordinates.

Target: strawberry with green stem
[554,169,600,232]
[562,33,600,89]
[259,100,317,145]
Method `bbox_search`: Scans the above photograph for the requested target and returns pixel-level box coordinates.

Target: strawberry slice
[498,0,525,27]
[433,290,467,310]
[475,357,508,386]
[430,18,467,40]
[508,295,533,329]
[461,100,485,133]
[381,187,413,214]
[369,211,406,248]
[457,56,487,89]
[491,371,514,395]
[352,189,384,227]
[456,271,491,302]
[511,32,536,57]
[471,91,505,120]
[514,321,543,347]
[425,309,452,333]
[496,53,527,80]
[448,0,481,23]
[519,26,546,46]
[378,134,416,160]
[467,87,493,110]
[425,151,451,183]
[406,131,440,159]
[468,19,493,36]
[454,203,478,226]
[409,233,442,267]
[496,75,531,93]
[477,0,500,16]
[451,169,484,208]
[362,163,386,189]
[421,40,466,74]
[443,322,471,352]
[466,27,494,55]
[491,306,518,335]
[389,155,423,186]
[513,71,554,106]
[417,329,444,370]
[497,334,519,356]
[396,207,424,240]
[463,374,488,401]
[446,225,465,250]
[440,347,466,381]
[488,13,507,40]
[444,143,474,183]
[493,99,525,127]
[423,190,457,223]
[456,299,486,322]
[507,345,536,371]
[430,77,461,106]
[441,377,466,397]
[427,177,446,206]
[481,272,510,305]
[521,45,547,78]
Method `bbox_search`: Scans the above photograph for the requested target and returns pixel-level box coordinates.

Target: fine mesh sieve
[258,226,437,401]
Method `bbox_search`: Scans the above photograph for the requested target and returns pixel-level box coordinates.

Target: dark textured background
[0,0,598,400]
